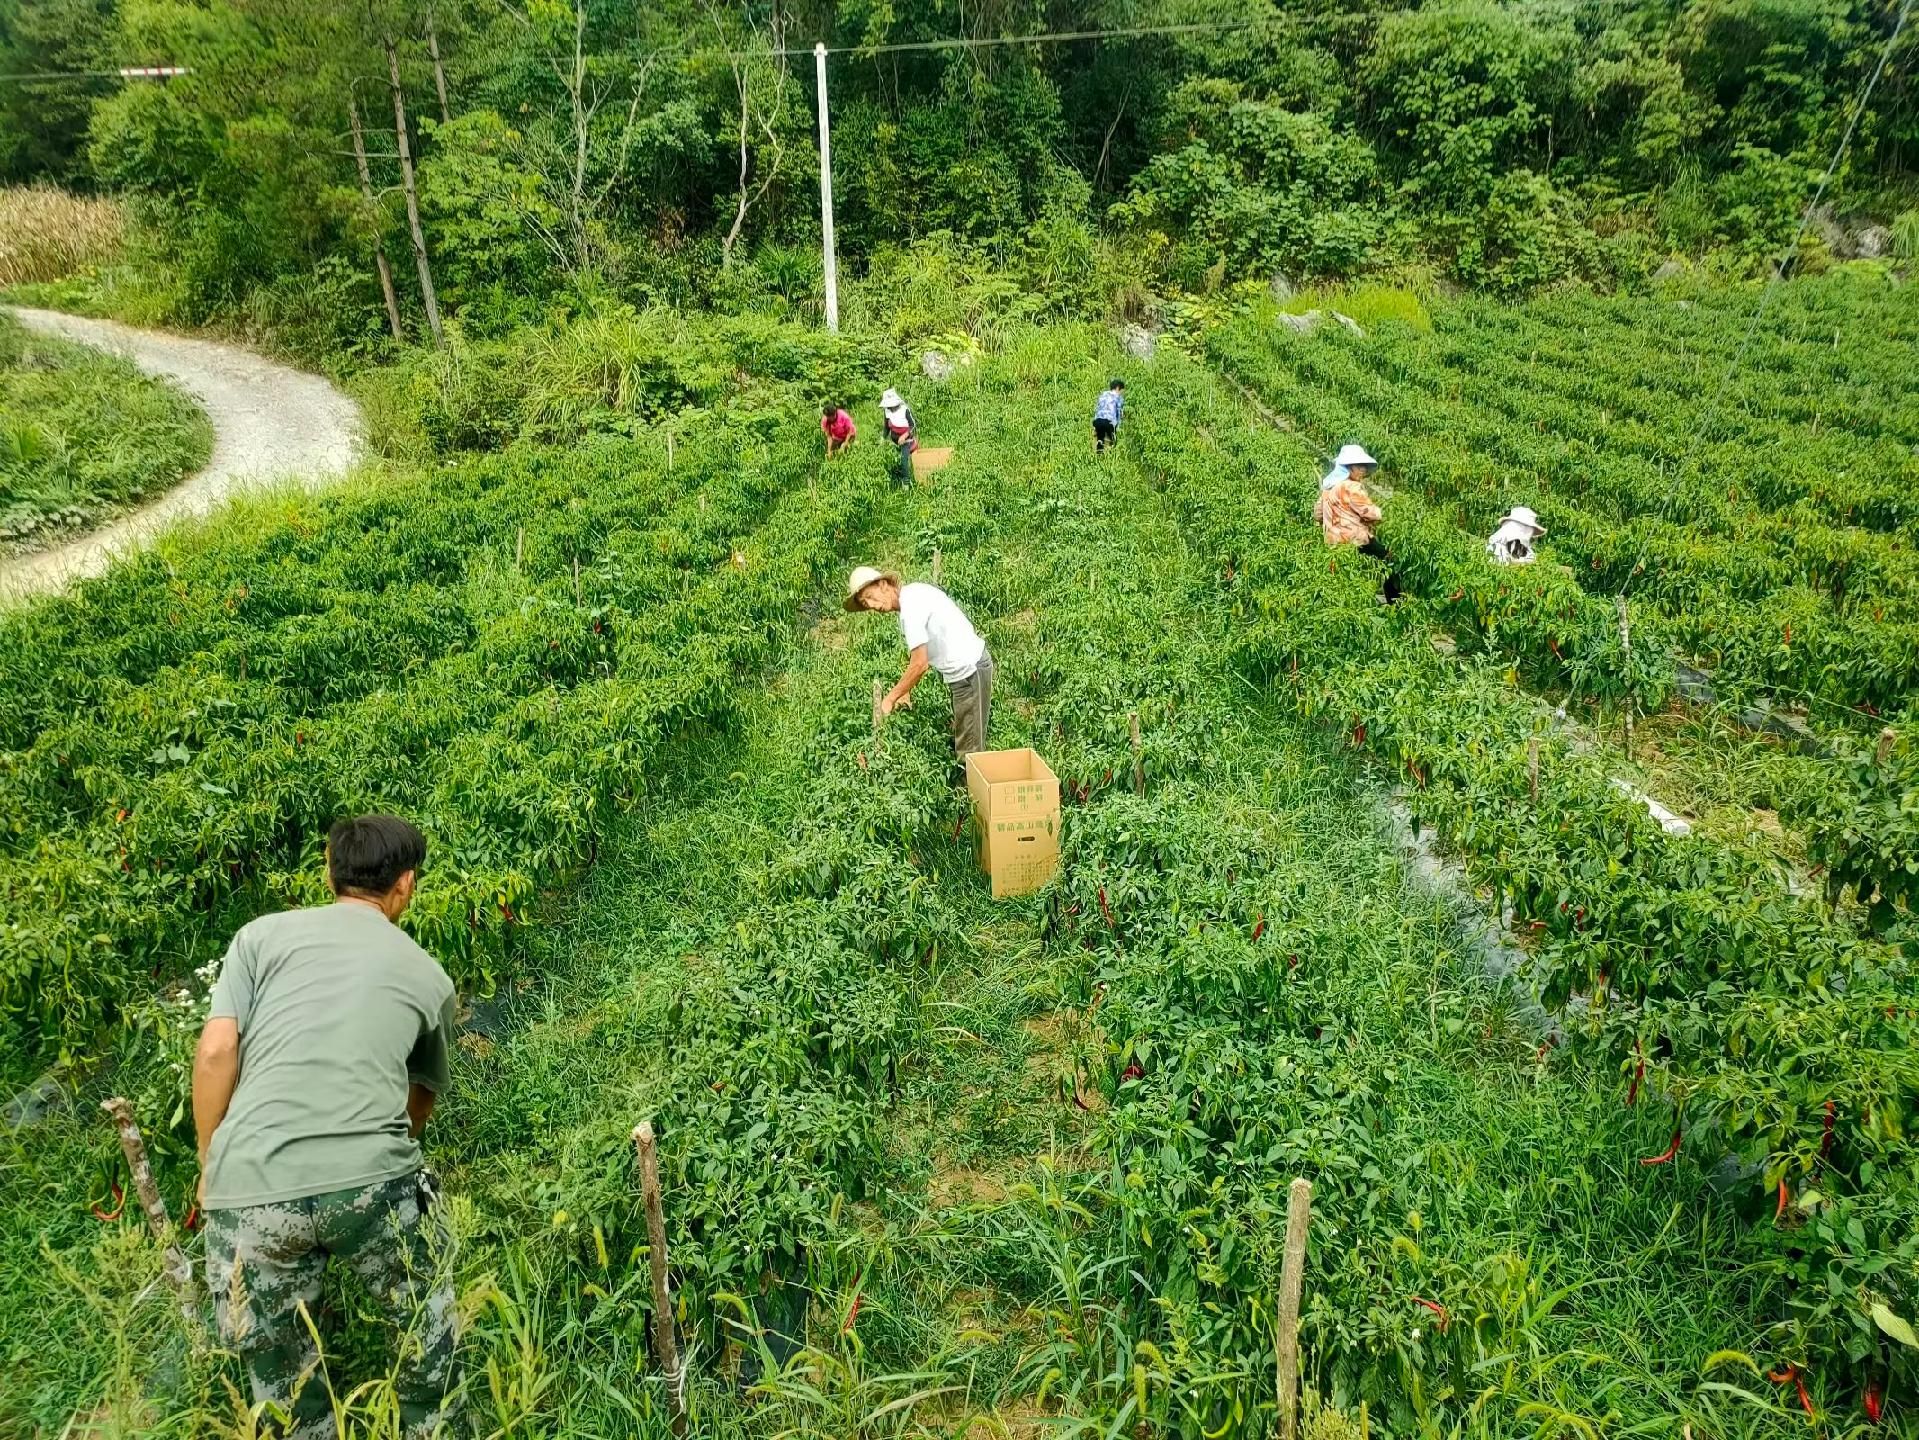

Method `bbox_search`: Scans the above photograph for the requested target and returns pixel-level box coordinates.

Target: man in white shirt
[845,565,993,773]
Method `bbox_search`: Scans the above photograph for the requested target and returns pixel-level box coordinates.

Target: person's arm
[883,645,932,714]
[193,1017,241,1201]
[405,989,456,1141]
[407,1083,437,1138]
[1357,496,1383,524]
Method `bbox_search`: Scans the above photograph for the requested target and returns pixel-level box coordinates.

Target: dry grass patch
[0,187,125,286]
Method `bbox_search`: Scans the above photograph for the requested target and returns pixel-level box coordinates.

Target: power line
[0,69,135,83]
[778,19,1256,58]
[0,66,188,83]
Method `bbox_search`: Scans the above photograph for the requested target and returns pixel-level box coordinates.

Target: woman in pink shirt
[821,403,856,458]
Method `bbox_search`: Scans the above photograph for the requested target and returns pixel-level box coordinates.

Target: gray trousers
[949,652,994,758]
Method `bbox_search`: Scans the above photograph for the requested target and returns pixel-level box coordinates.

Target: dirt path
[0,307,362,600]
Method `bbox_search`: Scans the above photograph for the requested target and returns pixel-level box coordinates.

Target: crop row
[1469,275,1919,420]
[1229,312,1919,595]
[1144,378,1919,1409]
[0,418,881,1067]
[1208,319,1919,712]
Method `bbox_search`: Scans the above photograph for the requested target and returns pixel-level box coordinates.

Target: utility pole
[814,41,839,334]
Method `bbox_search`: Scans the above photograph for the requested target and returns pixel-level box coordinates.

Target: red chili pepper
[91,1183,125,1223]
[1770,1367,1798,1385]
[1797,1373,1814,1417]
[114,808,128,823]
[1775,1178,1789,1223]
[1097,886,1116,932]
[1783,624,1792,646]
[1548,636,1563,660]
[1410,1295,1449,1330]
[1251,913,1266,942]
[1639,1130,1682,1165]
[1627,1040,1644,1107]
[1288,952,1299,969]
[1536,1038,1554,1063]
[1822,1100,1836,1160]
[1447,588,1464,602]
[1351,722,1367,746]
[842,1274,864,1335]
[183,1203,201,1232]
[951,815,964,840]
[1866,1382,1883,1423]
[1120,1063,1143,1083]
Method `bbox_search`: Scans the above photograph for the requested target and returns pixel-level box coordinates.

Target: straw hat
[844,565,898,610]
[1333,444,1378,468]
[1499,505,1546,534]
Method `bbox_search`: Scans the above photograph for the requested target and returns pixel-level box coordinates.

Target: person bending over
[822,402,857,458]
[1093,378,1126,452]
[846,565,993,782]
[194,814,460,1440]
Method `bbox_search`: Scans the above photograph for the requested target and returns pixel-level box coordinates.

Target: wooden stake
[1130,712,1144,795]
[514,525,524,569]
[102,1097,198,1322]
[667,431,676,469]
[633,1123,686,1437]
[872,679,885,735]
[1878,727,1897,766]
[1527,734,1540,811]
[1274,1177,1313,1440]
[1615,596,1634,761]
[932,547,943,585]
[573,554,583,607]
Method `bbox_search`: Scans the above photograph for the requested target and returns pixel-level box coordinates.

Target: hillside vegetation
[2,0,1917,357]
[0,278,1914,1436]
[1,1,1916,1435]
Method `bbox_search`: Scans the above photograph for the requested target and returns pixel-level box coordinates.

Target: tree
[0,0,115,183]
[486,0,667,277]
[706,0,792,268]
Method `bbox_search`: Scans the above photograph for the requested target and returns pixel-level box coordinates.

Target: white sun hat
[1499,505,1546,534]
[844,564,899,610]
[880,388,905,411]
[1333,444,1378,468]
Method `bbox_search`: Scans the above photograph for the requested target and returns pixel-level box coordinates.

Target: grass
[0,187,125,288]
[0,322,1847,1437]
[0,312,213,547]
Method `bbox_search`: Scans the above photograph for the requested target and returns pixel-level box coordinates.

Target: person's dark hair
[1110,378,1125,390]
[822,401,838,416]
[327,814,426,896]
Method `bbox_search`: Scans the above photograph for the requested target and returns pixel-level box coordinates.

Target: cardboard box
[912,446,955,480]
[966,747,1061,898]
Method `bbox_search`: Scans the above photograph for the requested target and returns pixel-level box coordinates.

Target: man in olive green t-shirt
[194,814,460,1440]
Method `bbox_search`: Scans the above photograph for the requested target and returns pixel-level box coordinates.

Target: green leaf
[1871,1302,1918,1348]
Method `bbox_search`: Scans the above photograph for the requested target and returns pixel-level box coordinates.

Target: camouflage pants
[204,1171,458,1440]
